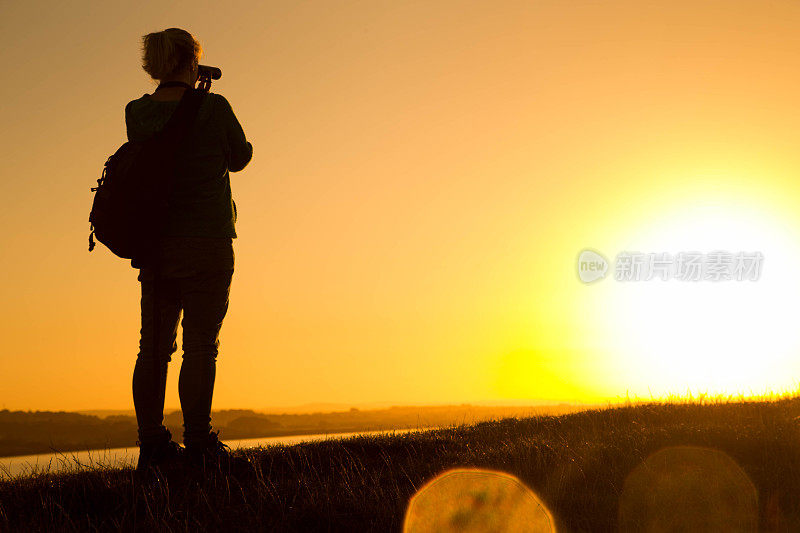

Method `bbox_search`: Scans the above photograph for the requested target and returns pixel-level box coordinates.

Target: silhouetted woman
[127,28,252,474]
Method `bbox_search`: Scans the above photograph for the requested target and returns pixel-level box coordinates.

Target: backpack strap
[161,89,205,199]
[161,88,205,141]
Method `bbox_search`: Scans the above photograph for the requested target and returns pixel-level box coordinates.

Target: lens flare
[404,468,555,532]
[619,446,758,531]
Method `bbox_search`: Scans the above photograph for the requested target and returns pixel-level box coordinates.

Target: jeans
[133,236,234,447]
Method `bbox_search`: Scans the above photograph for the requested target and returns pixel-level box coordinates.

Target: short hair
[141,28,203,81]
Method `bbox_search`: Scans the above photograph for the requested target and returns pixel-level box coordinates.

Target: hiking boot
[135,429,185,474]
[185,430,253,477]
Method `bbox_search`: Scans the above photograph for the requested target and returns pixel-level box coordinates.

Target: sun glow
[582,188,800,399]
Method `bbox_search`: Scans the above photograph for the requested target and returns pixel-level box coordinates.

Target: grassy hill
[2,398,800,531]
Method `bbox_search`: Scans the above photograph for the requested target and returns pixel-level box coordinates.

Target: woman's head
[141,28,202,82]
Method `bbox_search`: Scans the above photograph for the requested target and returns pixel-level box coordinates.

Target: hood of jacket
[125,91,215,143]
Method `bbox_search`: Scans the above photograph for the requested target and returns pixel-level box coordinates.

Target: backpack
[88,87,205,268]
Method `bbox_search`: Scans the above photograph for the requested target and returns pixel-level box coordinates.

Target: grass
[2,396,800,531]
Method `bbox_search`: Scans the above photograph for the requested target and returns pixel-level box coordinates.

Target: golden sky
[3,0,800,410]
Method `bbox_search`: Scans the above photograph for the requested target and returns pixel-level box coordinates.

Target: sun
[582,193,800,399]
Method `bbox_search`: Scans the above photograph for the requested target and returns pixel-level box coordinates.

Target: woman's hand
[198,75,212,92]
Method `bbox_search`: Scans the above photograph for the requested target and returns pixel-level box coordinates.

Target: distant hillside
[0,404,588,458]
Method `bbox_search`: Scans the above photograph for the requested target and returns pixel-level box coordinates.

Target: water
[0,428,422,479]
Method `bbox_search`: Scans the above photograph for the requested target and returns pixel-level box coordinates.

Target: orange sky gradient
[4,0,800,410]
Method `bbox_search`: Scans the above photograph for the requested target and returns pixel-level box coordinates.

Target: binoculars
[198,64,222,80]
[197,65,221,91]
